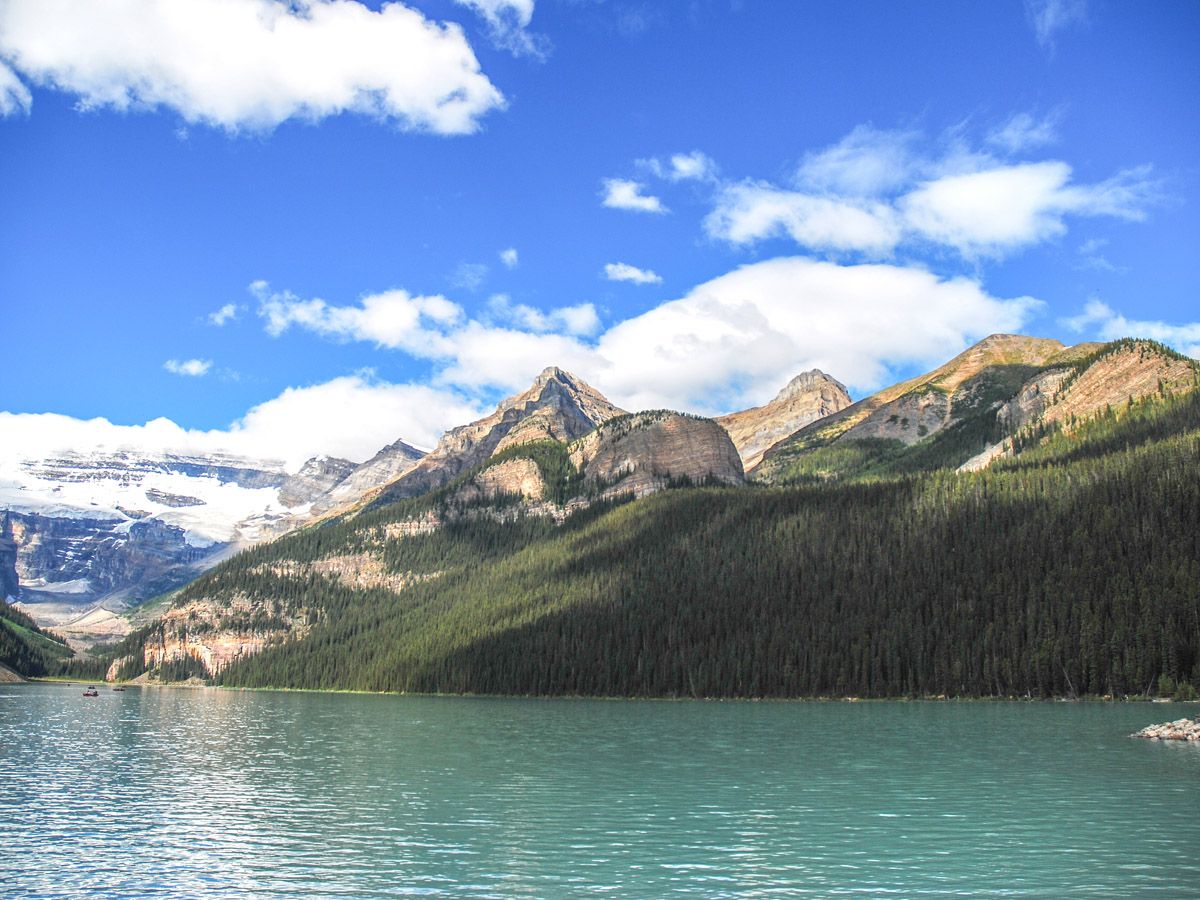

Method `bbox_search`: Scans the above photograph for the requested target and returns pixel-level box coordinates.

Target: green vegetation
[179,387,1200,699]
[0,601,74,677]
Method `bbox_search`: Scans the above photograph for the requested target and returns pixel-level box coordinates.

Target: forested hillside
[101,384,1200,699]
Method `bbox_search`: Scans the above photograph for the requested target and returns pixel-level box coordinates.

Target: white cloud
[450,262,489,291]
[0,0,504,134]
[604,262,663,285]
[706,182,902,255]
[0,59,30,115]
[453,0,545,58]
[164,358,212,377]
[902,161,1156,257]
[488,294,600,335]
[1026,0,1088,51]
[208,303,240,326]
[255,282,463,356]
[1061,299,1200,359]
[499,247,519,269]
[257,258,1039,413]
[591,257,1041,412]
[0,375,486,471]
[986,112,1059,154]
[664,150,717,182]
[795,125,919,196]
[601,178,667,214]
[708,123,1161,259]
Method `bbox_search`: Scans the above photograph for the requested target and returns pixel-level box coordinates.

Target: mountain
[373,366,626,504]
[716,370,852,472]
[278,456,357,508]
[307,440,425,517]
[15,335,1200,697]
[101,363,1200,697]
[0,450,297,619]
[754,335,1197,484]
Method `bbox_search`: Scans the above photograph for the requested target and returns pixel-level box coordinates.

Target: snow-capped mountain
[0,448,355,617]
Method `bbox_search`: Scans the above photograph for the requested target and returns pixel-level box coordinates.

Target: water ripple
[1,687,1197,897]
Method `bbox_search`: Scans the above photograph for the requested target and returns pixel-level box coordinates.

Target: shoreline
[23,677,1200,705]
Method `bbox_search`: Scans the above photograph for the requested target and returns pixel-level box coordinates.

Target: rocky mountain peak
[376,367,626,503]
[717,369,853,472]
[772,369,849,404]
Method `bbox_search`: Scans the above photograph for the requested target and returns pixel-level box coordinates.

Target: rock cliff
[0,513,19,599]
[717,370,851,472]
[570,411,744,498]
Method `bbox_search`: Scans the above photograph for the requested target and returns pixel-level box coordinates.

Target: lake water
[1,684,1197,897]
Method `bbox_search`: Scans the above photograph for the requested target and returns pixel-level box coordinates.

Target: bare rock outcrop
[717,370,851,472]
[571,412,743,499]
[1131,718,1200,741]
[278,455,356,507]
[456,458,547,504]
[378,367,625,503]
[309,439,426,516]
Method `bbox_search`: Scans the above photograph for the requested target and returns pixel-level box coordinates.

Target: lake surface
[1,685,1197,898]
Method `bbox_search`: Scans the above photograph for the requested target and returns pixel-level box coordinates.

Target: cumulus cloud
[6,258,1043,471]
[163,358,212,377]
[706,122,1160,259]
[604,262,663,285]
[591,257,1041,412]
[1026,0,1088,51]
[208,303,240,326]
[706,182,902,255]
[0,375,486,471]
[795,125,920,197]
[488,294,600,335]
[256,258,1039,413]
[601,178,667,213]
[0,0,504,134]
[1061,299,1200,359]
[255,282,464,356]
[901,161,1156,257]
[499,247,519,269]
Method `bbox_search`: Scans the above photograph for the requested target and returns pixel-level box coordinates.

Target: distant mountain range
[0,362,847,621]
[3,333,1198,698]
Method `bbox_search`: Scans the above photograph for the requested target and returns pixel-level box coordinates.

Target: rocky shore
[1131,717,1200,741]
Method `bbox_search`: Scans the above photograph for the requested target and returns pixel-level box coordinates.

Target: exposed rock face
[961,340,1199,471]
[1132,718,1200,741]
[570,412,744,499]
[823,335,1066,445]
[717,370,851,472]
[456,458,547,504]
[756,334,1074,479]
[0,449,300,618]
[0,513,19,599]
[278,455,356,508]
[378,367,625,502]
[107,587,319,681]
[309,440,426,516]
[1036,341,1197,429]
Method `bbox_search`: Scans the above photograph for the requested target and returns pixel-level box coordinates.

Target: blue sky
[1,0,1197,467]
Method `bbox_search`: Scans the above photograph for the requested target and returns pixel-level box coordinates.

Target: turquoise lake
[1,684,1197,897]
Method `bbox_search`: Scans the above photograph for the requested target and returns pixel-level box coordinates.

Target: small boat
[82,687,99,697]
[112,686,126,692]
